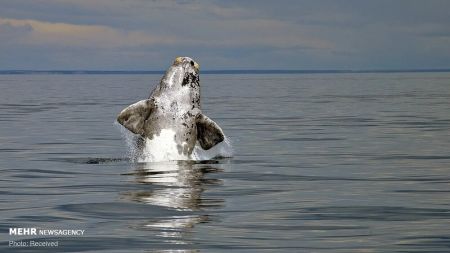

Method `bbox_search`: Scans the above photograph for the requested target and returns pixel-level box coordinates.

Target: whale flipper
[196,114,225,150]
[117,99,155,136]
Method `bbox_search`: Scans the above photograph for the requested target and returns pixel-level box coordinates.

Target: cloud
[0,17,176,48]
[0,14,331,51]
[0,0,449,69]
[0,21,33,44]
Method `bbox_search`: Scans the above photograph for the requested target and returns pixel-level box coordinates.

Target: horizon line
[1,68,450,75]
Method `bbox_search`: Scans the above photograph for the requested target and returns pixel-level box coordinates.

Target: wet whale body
[117,57,225,161]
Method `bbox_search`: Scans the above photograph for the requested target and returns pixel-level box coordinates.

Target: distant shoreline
[1,69,450,75]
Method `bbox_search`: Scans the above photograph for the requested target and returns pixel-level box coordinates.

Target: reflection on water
[121,160,225,245]
[123,161,224,210]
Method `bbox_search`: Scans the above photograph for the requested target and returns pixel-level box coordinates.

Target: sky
[0,0,449,70]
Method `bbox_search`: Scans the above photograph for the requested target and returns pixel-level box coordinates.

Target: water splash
[115,121,141,161]
[192,136,233,161]
[115,122,233,162]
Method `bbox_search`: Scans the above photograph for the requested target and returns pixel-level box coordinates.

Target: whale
[117,57,225,160]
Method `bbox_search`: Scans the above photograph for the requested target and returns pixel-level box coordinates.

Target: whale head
[160,56,200,90]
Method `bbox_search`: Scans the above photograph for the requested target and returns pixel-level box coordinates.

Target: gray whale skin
[117,57,225,157]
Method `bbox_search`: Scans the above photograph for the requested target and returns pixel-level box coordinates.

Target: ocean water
[0,72,449,252]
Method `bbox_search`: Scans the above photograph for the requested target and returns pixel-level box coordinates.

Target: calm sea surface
[0,72,449,252]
